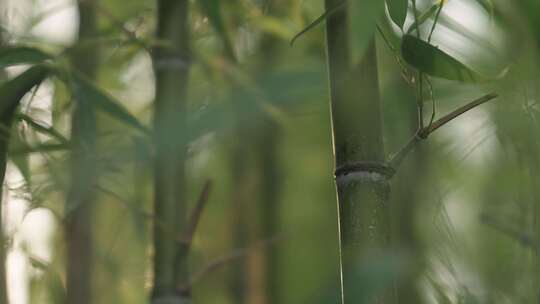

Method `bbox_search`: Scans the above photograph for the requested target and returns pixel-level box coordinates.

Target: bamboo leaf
[71,74,150,136]
[0,47,53,69]
[387,0,408,28]
[15,113,69,144]
[401,34,487,82]
[0,66,50,184]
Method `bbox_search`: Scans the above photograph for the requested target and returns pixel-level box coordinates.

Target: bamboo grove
[1,0,540,303]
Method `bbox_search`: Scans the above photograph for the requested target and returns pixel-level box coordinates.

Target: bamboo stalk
[324,1,395,303]
[151,0,191,303]
[64,1,99,303]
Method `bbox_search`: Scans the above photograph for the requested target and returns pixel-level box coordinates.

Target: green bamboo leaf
[0,47,53,69]
[16,113,69,144]
[401,34,487,82]
[198,0,236,60]
[0,66,50,184]
[387,0,408,28]
[406,3,439,34]
[71,74,150,135]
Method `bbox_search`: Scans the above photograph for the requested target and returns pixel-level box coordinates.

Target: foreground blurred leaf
[387,0,408,28]
[401,34,487,82]
[71,74,150,136]
[0,47,53,69]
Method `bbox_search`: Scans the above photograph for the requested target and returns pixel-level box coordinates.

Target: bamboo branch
[179,180,213,250]
[389,92,498,170]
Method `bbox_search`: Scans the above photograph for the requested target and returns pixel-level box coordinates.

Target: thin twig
[180,180,213,249]
[427,1,444,43]
[389,92,498,169]
[421,92,498,136]
[426,76,436,127]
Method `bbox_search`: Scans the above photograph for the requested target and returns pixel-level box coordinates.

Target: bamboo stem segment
[325,1,395,303]
[151,0,191,303]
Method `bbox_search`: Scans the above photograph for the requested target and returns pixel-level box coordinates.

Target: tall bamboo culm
[65,1,99,303]
[151,0,191,303]
[324,1,395,303]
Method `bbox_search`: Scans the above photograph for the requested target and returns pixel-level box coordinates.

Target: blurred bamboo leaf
[0,47,53,69]
[198,0,236,60]
[1,66,50,184]
[16,113,69,144]
[401,34,487,82]
[71,74,150,136]
[387,0,408,28]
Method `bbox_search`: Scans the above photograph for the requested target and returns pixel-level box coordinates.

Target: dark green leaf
[0,66,50,184]
[401,34,486,82]
[0,47,53,69]
[387,0,408,28]
[71,74,150,136]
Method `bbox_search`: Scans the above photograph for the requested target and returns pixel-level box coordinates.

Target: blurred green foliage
[0,0,539,303]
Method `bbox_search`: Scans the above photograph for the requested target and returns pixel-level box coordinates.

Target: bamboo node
[335,161,395,182]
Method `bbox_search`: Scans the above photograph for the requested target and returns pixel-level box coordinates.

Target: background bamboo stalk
[151,0,191,302]
[64,1,99,303]
[324,1,395,303]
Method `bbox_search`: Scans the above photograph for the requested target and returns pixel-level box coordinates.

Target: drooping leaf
[198,0,236,61]
[0,66,50,184]
[406,3,439,34]
[0,47,53,69]
[387,0,408,28]
[401,34,487,82]
[71,74,150,136]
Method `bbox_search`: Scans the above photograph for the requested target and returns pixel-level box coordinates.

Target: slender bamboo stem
[325,1,395,303]
[64,1,99,303]
[151,1,191,303]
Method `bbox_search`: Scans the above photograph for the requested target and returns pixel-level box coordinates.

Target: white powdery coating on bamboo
[336,171,386,184]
